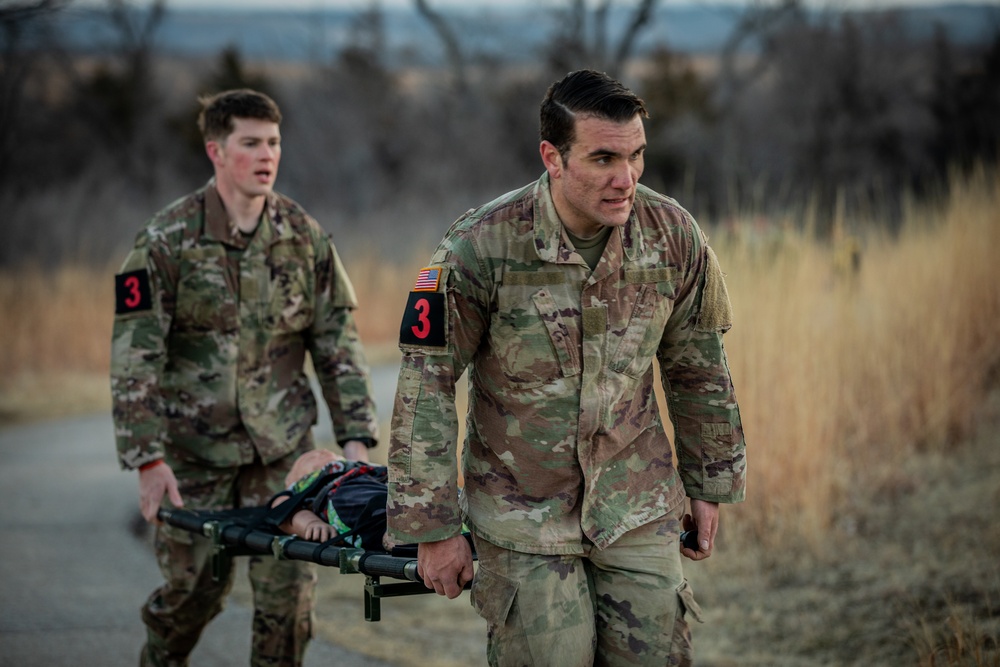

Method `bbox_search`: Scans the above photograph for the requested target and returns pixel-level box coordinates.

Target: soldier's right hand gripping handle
[680,530,700,551]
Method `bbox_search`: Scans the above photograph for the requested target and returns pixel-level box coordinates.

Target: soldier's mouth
[603,195,631,207]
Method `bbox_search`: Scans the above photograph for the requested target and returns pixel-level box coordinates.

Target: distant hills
[48,3,1000,64]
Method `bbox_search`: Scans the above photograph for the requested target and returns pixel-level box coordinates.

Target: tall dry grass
[714,165,1000,556]
[0,263,117,377]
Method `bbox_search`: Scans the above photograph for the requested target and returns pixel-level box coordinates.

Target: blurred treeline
[3,0,999,267]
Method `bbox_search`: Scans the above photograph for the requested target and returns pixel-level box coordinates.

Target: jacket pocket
[174,247,238,333]
[265,252,313,334]
[608,282,671,379]
[493,285,579,388]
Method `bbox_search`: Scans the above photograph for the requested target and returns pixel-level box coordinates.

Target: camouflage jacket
[387,173,745,553]
[111,182,378,471]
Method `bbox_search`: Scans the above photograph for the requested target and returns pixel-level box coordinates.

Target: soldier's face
[541,114,645,238]
[208,117,282,200]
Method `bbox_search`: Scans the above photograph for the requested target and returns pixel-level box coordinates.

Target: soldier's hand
[138,461,183,525]
[680,498,719,561]
[418,536,474,599]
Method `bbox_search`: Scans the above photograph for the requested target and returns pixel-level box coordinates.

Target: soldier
[387,70,747,666]
[110,89,379,667]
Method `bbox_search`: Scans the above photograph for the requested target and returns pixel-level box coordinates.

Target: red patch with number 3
[399,291,446,347]
[115,269,152,314]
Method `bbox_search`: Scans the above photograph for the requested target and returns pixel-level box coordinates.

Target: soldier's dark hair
[540,69,648,162]
[197,89,282,142]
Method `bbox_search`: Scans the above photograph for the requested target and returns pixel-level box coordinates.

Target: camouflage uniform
[387,174,745,665]
[111,182,378,666]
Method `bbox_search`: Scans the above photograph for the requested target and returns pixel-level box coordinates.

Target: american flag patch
[413,267,441,292]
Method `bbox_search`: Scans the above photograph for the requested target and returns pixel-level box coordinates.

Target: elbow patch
[695,246,733,333]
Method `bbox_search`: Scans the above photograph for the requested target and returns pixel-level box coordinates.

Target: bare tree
[413,0,467,91]
[410,0,659,90]
[85,0,166,143]
[611,0,656,74]
[0,0,64,23]
[76,0,167,191]
[715,0,801,111]
[546,0,659,78]
[709,0,802,211]
[927,27,1000,175]
[0,0,68,188]
[26,0,169,192]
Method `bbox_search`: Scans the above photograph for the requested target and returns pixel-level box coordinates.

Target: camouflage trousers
[469,504,703,667]
[140,445,317,667]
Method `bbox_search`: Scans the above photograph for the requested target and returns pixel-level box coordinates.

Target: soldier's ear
[205,139,224,166]
[540,140,563,179]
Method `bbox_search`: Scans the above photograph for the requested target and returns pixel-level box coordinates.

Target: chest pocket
[174,246,238,333]
[263,246,314,334]
[494,283,580,388]
[609,279,673,379]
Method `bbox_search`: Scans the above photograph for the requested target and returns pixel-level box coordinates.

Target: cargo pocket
[470,565,519,627]
[670,579,703,666]
[676,579,703,623]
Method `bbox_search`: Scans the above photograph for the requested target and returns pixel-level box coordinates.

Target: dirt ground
[687,391,1000,667]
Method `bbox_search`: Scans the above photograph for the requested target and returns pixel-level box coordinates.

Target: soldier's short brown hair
[197,89,282,142]
[539,70,648,162]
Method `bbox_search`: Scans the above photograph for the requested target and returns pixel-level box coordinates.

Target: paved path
[0,364,402,667]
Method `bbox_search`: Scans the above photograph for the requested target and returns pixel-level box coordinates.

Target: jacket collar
[531,172,645,272]
[202,179,289,249]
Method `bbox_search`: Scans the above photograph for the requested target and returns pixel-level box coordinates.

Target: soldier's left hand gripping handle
[157,507,204,534]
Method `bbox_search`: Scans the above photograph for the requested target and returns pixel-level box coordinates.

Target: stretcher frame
[158,507,442,622]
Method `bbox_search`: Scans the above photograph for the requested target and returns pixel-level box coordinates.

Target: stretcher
[158,505,698,624]
[157,506,461,622]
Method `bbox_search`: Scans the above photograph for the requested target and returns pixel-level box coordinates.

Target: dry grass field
[1,167,998,665]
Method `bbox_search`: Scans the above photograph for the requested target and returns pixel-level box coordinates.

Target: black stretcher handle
[680,530,700,551]
[352,552,417,580]
[157,507,421,581]
[157,507,209,534]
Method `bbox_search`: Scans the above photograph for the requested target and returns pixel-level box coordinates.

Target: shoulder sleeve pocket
[695,245,733,333]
